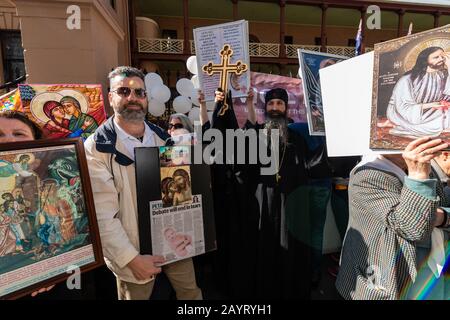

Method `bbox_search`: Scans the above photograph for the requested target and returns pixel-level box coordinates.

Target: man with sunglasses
[84,66,202,300]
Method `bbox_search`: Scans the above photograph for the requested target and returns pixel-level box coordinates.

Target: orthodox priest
[212,88,312,299]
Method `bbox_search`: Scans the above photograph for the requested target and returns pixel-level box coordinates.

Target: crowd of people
[1,64,448,300]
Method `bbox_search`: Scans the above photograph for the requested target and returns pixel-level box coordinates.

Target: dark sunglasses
[111,87,147,99]
[168,123,184,130]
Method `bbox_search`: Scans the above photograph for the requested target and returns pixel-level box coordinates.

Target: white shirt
[113,118,157,161]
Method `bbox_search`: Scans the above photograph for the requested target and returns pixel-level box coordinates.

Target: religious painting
[298,50,348,136]
[160,166,193,208]
[370,24,450,150]
[193,20,250,102]
[17,84,107,140]
[0,139,103,299]
[135,146,216,265]
[231,72,308,128]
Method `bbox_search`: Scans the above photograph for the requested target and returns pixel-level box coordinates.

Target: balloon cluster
[174,56,214,124]
[145,72,170,117]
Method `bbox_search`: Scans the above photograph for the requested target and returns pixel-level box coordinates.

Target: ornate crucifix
[202,44,248,116]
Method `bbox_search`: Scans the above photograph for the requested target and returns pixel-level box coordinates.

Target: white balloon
[189,89,200,106]
[145,73,163,88]
[148,99,166,117]
[191,75,200,89]
[206,101,215,111]
[186,56,198,75]
[150,84,171,103]
[176,78,195,97]
[172,96,192,114]
[188,107,200,124]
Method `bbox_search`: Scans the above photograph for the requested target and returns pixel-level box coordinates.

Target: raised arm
[246,88,256,125]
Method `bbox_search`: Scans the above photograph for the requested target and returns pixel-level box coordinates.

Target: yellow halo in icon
[404,37,450,73]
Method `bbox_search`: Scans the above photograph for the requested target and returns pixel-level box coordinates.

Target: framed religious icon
[17,84,107,140]
[370,24,450,150]
[297,50,348,136]
[0,138,103,299]
[135,146,216,266]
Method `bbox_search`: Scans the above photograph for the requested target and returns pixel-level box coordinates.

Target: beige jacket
[84,117,168,284]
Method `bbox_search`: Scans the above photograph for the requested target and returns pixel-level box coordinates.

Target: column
[320,4,328,52]
[232,0,238,21]
[397,9,405,37]
[183,0,190,54]
[279,0,286,58]
[434,11,441,28]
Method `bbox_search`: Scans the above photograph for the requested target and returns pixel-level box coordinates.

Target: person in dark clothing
[210,88,312,299]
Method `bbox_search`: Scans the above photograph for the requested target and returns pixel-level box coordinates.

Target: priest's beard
[264,110,288,146]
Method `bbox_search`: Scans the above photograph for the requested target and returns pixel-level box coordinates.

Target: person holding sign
[85,66,202,300]
[336,137,450,300]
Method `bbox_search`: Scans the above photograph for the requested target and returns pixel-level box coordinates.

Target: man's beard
[429,61,445,71]
[264,111,288,146]
[116,102,146,122]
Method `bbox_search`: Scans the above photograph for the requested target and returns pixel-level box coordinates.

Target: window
[0,31,25,84]
[284,36,293,45]
[162,29,178,40]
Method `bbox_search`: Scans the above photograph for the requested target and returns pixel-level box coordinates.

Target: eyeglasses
[111,87,147,99]
[168,123,184,130]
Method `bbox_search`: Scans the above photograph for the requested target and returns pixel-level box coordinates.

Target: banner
[232,72,307,128]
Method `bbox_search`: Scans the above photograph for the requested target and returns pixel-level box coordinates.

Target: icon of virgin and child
[29,90,99,139]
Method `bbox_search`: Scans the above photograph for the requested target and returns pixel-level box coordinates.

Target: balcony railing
[138,38,184,54]
[249,42,280,57]
[190,40,196,55]
[286,44,321,58]
[326,46,357,57]
[138,38,373,58]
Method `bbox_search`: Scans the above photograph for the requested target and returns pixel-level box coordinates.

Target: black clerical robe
[207,92,312,299]
[244,122,312,299]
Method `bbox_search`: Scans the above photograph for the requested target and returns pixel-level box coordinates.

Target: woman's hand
[403,137,448,180]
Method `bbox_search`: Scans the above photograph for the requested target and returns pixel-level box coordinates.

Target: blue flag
[355,19,362,56]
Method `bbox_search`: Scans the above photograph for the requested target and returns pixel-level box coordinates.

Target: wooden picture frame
[0,138,103,299]
[370,25,450,150]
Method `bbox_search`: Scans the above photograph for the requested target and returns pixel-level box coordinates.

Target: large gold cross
[202,44,248,116]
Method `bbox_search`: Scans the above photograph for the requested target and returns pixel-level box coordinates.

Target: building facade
[0,0,449,110]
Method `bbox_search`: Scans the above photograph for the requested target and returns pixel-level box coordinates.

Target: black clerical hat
[264,88,288,108]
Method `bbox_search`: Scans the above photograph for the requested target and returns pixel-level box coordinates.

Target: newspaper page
[193,20,250,101]
[149,195,205,265]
